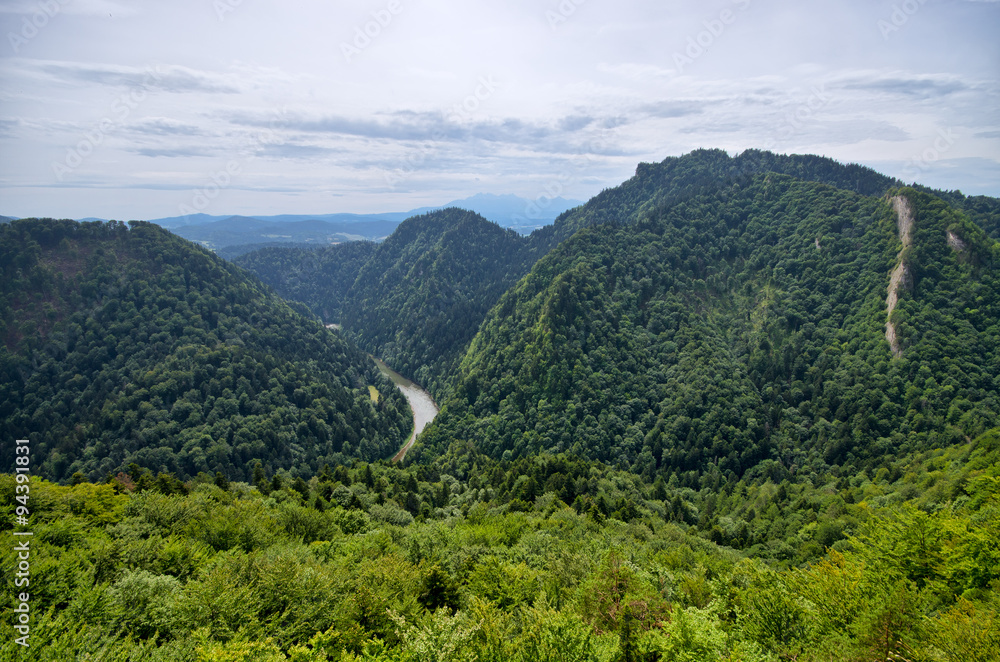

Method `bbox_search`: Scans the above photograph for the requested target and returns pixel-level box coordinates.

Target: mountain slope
[918,186,1000,241]
[233,241,377,322]
[0,219,410,481]
[234,150,995,414]
[551,148,898,240]
[419,176,999,483]
[339,208,542,396]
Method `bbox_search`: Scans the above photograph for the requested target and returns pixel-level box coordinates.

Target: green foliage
[339,208,547,399]
[516,599,604,662]
[110,569,181,639]
[195,636,287,662]
[639,606,731,662]
[1,430,996,660]
[424,178,998,489]
[234,241,377,323]
[0,219,410,481]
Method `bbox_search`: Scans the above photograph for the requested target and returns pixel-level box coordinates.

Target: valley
[2,150,998,660]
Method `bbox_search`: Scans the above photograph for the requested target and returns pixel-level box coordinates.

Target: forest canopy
[3,150,999,660]
[0,219,410,482]
[420,181,999,489]
[2,426,997,660]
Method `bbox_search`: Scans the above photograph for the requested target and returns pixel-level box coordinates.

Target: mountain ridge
[236,150,990,466]
[416,175,998,482]
[0,218,411,481]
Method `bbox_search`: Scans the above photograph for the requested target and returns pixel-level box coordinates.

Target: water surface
[372,357,439,462]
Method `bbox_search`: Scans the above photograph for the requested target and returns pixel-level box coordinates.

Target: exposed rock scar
[886,196,914,358]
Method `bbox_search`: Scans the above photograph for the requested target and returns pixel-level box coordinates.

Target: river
[371,357,439,462]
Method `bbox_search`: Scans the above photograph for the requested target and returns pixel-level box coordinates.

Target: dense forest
[915,186,1000,242]
[234,242,377,324]
[237,149,998,408]
[237,209,552,398]
[1,427,997,660]
[546,149,901,239]
[0,219,410,482]
[4,149,999,659]
[420,181,999,488]
[339,209,554,398]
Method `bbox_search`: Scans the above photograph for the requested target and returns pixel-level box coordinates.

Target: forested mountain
[420,176,999,488]
[549,148,899,239]
[340,208,550,397]
[0,219,410,482]
[234,241,378,322]
[920,186,1000,241]
[231,151,998,485]
[238,209,560,399]
[3,151,999,660]
[234,150,917,405]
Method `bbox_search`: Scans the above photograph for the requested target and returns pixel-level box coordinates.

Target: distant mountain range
[2,193,583,252]
[168,217,402,252]
[153,193,579,231]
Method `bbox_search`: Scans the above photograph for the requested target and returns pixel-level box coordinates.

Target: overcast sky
[1,0,997,220]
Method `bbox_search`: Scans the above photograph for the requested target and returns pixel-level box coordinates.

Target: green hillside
[2,428,997,660]
[235,150,919,404]
[0,219,410,482]
[421,177,999,485]
[233,241,377,323]
[549,148,899,239]
[338,208,544,397]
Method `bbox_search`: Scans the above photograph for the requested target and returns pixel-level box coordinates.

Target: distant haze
[0,1,997,219]
[2,193,582,249]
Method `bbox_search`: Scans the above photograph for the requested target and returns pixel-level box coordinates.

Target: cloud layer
[0,0,997,218]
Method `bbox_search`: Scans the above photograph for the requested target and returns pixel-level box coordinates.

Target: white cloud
[0,0,997,219]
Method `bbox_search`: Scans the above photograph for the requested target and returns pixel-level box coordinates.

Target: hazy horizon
[1,0,998,219]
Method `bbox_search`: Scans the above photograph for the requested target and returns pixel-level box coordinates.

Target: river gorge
[371,357,439,462]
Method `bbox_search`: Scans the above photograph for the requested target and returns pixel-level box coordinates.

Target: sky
[0,0,998,220]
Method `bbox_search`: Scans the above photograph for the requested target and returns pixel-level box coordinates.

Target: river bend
[372,357,439,462]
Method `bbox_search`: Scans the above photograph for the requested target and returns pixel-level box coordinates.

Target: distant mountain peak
[433,193,584,230]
